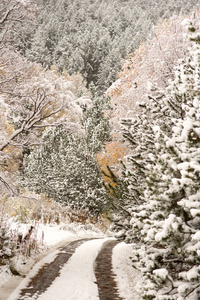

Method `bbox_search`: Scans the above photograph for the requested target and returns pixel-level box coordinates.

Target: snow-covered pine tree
[110,16,200,244]
[110,85,173,242]
[129,21,200,299]
[22,126,109,216]
[81,92,110,153]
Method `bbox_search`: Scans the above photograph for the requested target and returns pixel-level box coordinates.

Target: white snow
[153,268,168,280]
[190,209,200,218]
[112,242,143,300]
[186,266,200,281]
[154,214,180,242]
[177,283,190,294]
[181,118,193,140]
[181,18,192,28]
[7,249,62,300]
[192,230,200,241]
[0,267,12,289]
[9,221,105,248]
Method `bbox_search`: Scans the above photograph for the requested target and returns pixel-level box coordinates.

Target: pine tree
[127,21,200,299]
[81,92,110,153]
[22,126,109,215]
[110,89,172,242]
[110,16,200,243]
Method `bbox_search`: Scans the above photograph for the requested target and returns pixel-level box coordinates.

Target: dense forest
[11,0,200,93]
[1,0,200,298]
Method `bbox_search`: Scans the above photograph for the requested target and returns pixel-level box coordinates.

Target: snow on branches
[0,0,37,45]
[111,16,200,299]
[0,47,90,197]
[106,13,200,138]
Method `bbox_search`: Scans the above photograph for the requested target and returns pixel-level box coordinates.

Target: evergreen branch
[184,283,200,298]
[162,276,176,296]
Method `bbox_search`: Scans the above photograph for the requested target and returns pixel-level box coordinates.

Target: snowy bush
[0,221,16,266]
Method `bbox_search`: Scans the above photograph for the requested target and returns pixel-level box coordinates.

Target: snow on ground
[0,266,13,290]
[37,238,108,300]
[9,237,144,300]
[0,220,107,299]
[9,220,105,248]
[7,249,61,300]
[1,221,144,300]
[112,242,143,300]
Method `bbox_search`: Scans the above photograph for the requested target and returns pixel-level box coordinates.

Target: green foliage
[82,93,111,153]
[22,126,109,215]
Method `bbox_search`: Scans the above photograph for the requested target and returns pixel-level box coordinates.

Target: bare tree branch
[0,175,18,196]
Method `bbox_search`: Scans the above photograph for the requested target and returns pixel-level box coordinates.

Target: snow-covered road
[37,238,105,300]
[7,238,142,300]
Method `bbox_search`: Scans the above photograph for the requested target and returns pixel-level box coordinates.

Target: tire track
[94,239,124,300]
[17,238,92,299]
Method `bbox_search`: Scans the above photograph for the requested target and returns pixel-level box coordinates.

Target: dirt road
[7,238,124,300]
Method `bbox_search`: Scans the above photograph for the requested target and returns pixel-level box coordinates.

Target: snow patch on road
[112,242,143,300]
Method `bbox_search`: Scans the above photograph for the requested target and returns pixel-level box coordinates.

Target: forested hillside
[13,0,199,93]
[1,0,200,298]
